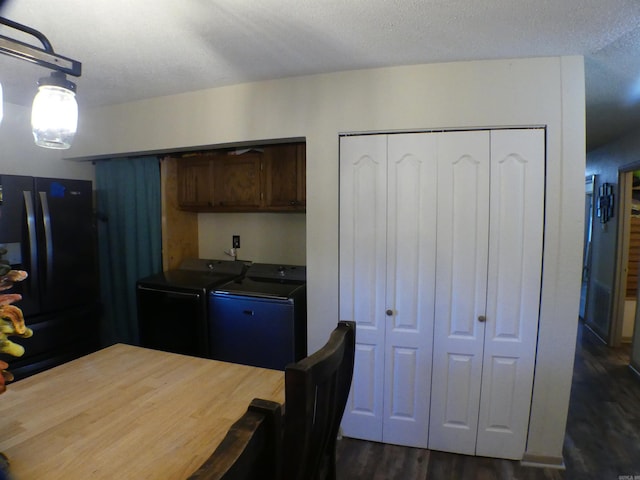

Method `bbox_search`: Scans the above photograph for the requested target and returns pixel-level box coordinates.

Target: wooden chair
[282,320,356,480]
[188,398,282,480]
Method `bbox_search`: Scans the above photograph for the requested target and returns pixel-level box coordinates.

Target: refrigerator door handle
[23,191,39,292]
[39,191,54,291]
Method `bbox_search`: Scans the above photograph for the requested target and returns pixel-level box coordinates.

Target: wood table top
[0,344,285,479]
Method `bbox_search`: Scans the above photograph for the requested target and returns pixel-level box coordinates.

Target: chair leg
[325,441,338,480]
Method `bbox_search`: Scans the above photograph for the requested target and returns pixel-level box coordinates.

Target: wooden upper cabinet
[263,143,306,211]
[175,142,306,212]
[212,152,262,210]
[177,156,214,208]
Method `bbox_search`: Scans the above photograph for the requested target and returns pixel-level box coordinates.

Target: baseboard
[583,322,608,345]
[520,453,565,470]
[629,363,640,380]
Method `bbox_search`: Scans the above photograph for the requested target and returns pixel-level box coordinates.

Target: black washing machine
[136,259,247,358]
[209,263,307,370]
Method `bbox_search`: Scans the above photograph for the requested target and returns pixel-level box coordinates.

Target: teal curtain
[95,157,162,345]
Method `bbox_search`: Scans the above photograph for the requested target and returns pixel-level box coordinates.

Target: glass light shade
[31,84,78,149]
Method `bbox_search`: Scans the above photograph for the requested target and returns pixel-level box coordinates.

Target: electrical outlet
[232,235,240,248]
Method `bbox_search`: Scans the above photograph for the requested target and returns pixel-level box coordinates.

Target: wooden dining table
[0,344,285,479]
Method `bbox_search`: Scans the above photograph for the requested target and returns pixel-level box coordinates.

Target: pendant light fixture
[31,72,78,149]
[0,16,82,150]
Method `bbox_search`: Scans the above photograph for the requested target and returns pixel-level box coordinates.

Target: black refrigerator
[0,174,101,380]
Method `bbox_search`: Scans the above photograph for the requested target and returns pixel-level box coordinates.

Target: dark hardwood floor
[335,321,640,479]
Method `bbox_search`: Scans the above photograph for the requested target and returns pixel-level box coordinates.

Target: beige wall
[68,56,586,461]
[198,212,306,264]
[0,103,95,180]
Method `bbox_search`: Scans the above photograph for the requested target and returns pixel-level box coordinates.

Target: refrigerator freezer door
[0,174,40,316]
[34,178,98,312]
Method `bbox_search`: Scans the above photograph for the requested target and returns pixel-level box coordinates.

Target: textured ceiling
[1,0,640,150]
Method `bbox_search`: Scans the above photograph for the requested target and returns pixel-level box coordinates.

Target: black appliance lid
[137,269,242,291]
[178,258,248,274]
[213,277,306,300]
[244,263,306,282]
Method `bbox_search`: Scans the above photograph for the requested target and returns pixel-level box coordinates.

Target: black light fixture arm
[0,16,81,77]
[0,16,53,51]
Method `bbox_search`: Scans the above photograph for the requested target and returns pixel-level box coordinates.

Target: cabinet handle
[478,315,486,322]
[289,200,299,206]
[385,309,393,316]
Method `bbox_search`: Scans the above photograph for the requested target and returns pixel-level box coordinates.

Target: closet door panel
[429,131,490,455]
[383,133,437,447]
[339,135,388,441]
[476,129,545,459]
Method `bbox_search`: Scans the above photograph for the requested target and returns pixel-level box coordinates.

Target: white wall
[587,126,640,369]
[68,57,585,462]
[623,300,636,340]
[0,103,95,180]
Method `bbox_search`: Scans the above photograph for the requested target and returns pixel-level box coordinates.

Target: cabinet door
[177,157,214,208]
[383,133,437,447]
[429,131,491,455]
[212,153,262,210]
[339,134,388,442]
[476,129,544,459]
[263,144,306,210]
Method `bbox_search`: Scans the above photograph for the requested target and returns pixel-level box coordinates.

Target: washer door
[137,286,208,357]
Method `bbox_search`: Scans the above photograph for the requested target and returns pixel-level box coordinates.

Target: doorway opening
[611,168,640,374]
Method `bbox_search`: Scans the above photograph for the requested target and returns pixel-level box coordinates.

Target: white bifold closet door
[428,129,545,459]
[339,133,437,447]
[340,128,544,458]
[427,130,491,455]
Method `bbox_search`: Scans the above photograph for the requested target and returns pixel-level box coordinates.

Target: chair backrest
[188,398,282,480]
[282,320,356,480]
